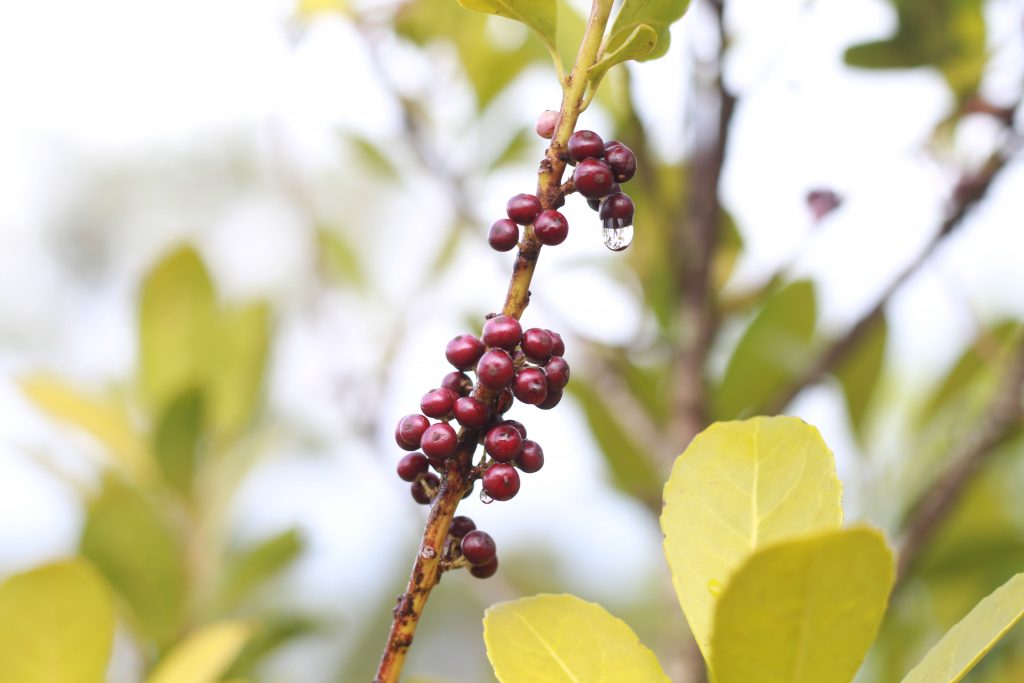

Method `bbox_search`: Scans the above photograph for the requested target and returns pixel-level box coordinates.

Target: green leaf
[139,246,217,413]
[217,529,304,610]
[343,132,401,181]
[0,560,115,683]
[605,0,694,63]
[81,476,186,648]
[147,621,250,683]
[712,280,817,420]
[317,228,365,287]
[457,0,558,55]
[224,615,320,678]
[208,302,270,439]
[484,594,669,682]
[834,313,888,440]
[709,527,894,683]
[901,573,1024,683]
[661,416,843,659]
[153,388,203,496]
[588,24,658,84]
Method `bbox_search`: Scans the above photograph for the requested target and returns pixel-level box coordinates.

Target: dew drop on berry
[601,220,633,252]
[480,490,494,505]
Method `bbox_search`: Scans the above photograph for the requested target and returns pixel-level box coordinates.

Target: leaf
[139,246,217,413]
[224,615,320,678]
[483,594,669,683]
[147,621,250,683]
[217,529,304,610]
[712,280,817,420]
[153,388,203,496]
[208,302,270,439]
[900,573,1024,683]
[588,24,658,84]
[317,228,364,287]
[605,0,694,63]
[0,560,115,683]
[80,476,186,648]
[661,416,843,659]
[709,527,894,683]
[296,0,348,17]
[457,0,558,55]
[343,133,400,181]
[834,313,888,440]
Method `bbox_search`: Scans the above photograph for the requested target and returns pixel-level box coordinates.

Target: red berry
[604,143,636,183]
[513,367,548,405]
[599,192,634,223]
[410,473,440,505]
[420,387,457,418]
[506,194,542,225]
[477,349,515,388]
[516,440,544,473]
[533,209,569,246]
[604,139,623,153]
[573,158,615,199]
[496,387,514,414]
[470,557,499,579]
[488,219,520,252]
[485,424,524,462]
[521,328,554,362]
[450,515,476,537]
[537,388,563,410]
[502,419,527,440]
[461,530,497,565]
[420,422,458,459]
[545,356,570,389]
[453,396,490,428]
[395,414,430,451]
[546,330,565,356]
[483,463,521,501]
[482,315,523,350]
[446,334,485,370]
[536,110,558,139]
[568,130,604,162]
[396,452,429,481]
[441,371,473,396]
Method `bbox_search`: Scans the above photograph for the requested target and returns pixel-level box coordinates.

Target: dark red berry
[604,143,637,183]
[483,463,520,501]
[395,414,430,451]
[420,387,457,418]
[521,328,554,362]
[488,219,520,252]
[441,371,473,396]
[533,209,569,246]
[587,198,601,212]
[546,330,565,357]
[477,349,515,388]
[420,422,458,458]
[427,454,448,472]
[482,315,523,351]
[545,356,570,389]
[573,158,615,199]
[513,367,548,405]
[604,139,623,153]
[506,194,542,225]
[453,396,490,428]
[461,530,497,565]
[537,388,563,410]
[502,419,527,440]
[599,192,634,223]
[446,334,485,371]
[516,440,544,473]
[485,424,524,462]
[496,387,514,414]
[450,515,476,537]
[396,452,429,481]
[568,130,604,163]
[470,557,499,578]
[536,110,558,139]
[410,473,440,504]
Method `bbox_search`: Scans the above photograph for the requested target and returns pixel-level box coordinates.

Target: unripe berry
[483,463,521,501]
[420,422,458,459]
[513,367,548,405]
[470,557,499,579]
[450,515,477,537]
[568,130,604,163]
[536,110,558,139]
[396,452,429,481]
[477,349,515,388]
[599,192,634,224]
[521,328,554,362]
[506,194,542,225]
[604,143,637,183]
[461,530,497,565]
[573,158,615,199]
[533,209,569,246]
[547,330,565,357]
[410,473,440,504]
[446,334,485,370]
[488,219,520,252]
[516,440,544,473]
[482,314,523,350]
[485,424,524,462]
[545,356,570,389]
[502,419,527,440]
[395,414,430,451]
[453,396,490,428]
[420,387,457,418]
[537,388,563,410]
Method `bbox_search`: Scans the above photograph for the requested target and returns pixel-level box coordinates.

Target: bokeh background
[1,0,1023,680]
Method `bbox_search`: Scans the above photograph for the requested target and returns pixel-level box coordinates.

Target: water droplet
[480,490,494,504]
[707,579,723,598]
[602,220,633,251]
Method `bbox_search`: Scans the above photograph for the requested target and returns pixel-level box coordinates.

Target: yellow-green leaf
[901,572,1024,683]
[457,0,557,54]
[484,594,668,683]
[296,0,348,17]
[147,621,250,683]
[589,24,658,84]
[217,528,304,610]
[661,416,843,659]
[208,302,270,439]
[153,388,203,496]
[0,560,115,683]
[834,313,888,440]
[605,0,693,62]
[709,527,894,683]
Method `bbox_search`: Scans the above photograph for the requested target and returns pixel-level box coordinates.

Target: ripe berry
[420,388,457,418]
[483,463,521,501]
[488,219,520,252]
[546,330,565,357]
[396,452,429,481]
[420,423,458,459]
[573,158,615,199]
[453,396,490,428]
[441,371,473,396]
[533,209,569,246]
[545,356,570,389]
[587,198,601,212]
[568,130,604,163]
[513,367,548,405]
[446,334,485,370]
[599,192,635,224]
[485,424,524,462]
[396,414,430,451]
[496,387,514,414]
[604,139,624,153]
[482,315,523,350]
[506,194,542,225]
[450,515,476,537]
[461,530,497,565]
[477,349,515,388]
[521,328,554,362]
[538,388,563,410]
[605,143,637,183]
[516,440,544,473]
[502,419,527,440]
[410,473,440,505]
[470,557,499,578]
